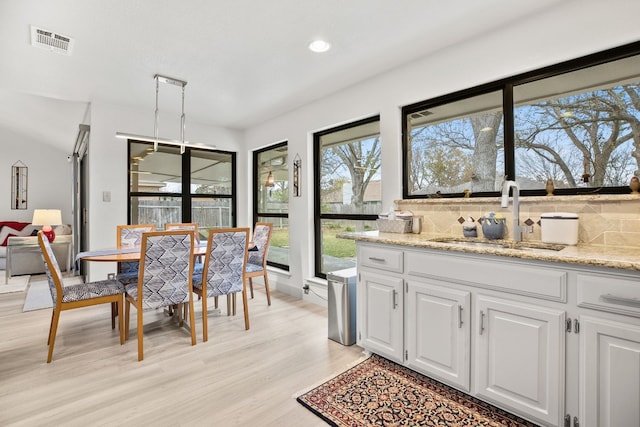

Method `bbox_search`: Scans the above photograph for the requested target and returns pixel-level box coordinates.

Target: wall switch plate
[103,191,111,202]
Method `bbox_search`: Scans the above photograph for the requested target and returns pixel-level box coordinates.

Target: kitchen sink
[430,237,566,253]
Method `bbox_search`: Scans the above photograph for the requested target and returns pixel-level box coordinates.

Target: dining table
[74,243,208,269]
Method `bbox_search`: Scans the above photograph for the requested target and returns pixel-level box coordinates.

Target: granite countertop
[337,231,640,272]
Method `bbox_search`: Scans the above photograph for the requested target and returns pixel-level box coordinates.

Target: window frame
[127,140,237,228]
[402,41,640,199]
[253,141,290,271]
[314,115,381,280]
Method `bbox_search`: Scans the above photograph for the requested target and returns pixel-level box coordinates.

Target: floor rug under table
[297,354,539,427]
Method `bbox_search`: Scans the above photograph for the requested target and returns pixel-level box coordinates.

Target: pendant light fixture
[116,74,205,153]
[265,170,275,187]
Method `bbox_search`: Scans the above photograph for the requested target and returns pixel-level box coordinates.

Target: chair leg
[124,298,131,341]
[47,309,61,363]
[177,303,184,327]
[111,302,117,329]
[249,277,254,299]
[47,309,55,345]
[226,294,231,316]
[137,306,144,361]
[214,295,218,309]
[202,292,209,343]
[117,297,125,345]
[242,280,250,330]
[263,272,271,306]
[188,295,196,346]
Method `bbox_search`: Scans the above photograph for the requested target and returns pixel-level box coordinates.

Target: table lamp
[32,209,62,242]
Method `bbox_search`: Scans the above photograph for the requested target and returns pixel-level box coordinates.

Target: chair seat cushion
[62,280,123,303]
[194,262,204,274]
[116,271,138,285]
[245,264,264,274]
[192,273,202,287]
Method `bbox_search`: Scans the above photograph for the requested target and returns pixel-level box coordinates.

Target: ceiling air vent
[30,25,74,55]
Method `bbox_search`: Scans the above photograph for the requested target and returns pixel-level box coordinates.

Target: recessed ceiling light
[309,39,331,53]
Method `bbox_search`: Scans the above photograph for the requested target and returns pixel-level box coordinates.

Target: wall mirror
[11,161,28,210]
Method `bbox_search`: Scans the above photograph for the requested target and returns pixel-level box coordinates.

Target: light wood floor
[0,279,365,426]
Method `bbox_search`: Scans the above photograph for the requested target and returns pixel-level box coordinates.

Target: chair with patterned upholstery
[246,222,273,305]
[193,227,250,341]
[124,230,196,361]
[38,231,124,363]
[116,224,156,285]
[165,223,200,243]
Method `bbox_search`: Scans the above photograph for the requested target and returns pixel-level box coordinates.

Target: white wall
[85,101,244,280]
[0,127,73,225]
[243,0,640,301]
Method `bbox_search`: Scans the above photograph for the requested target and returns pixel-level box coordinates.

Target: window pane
[319,121,381,215]
[191,150,233,195]
[129,142,182,193]
[257,216,289,267]
[130,196,182,229]
[407,91,504,196]
[319,219,377,275]
[257,145,289,213]
[514,55,640,189]
[192,197,233,229]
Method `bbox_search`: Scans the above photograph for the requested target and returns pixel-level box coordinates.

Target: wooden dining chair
[38,231,124,363]
[115,224,156,285]
[193,228,250,341]
[246,222,273,305]
[165,223,200,243]
[124,230,196,361]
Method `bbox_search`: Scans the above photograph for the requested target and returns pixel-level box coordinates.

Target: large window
[403,42,640,198]
[128,141,236,234]
[314,117,381,279]
[253,141,289,270]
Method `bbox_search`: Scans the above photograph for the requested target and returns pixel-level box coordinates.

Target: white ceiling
[0,0,565,153]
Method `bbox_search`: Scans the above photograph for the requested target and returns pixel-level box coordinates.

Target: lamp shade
[32,209,62,242]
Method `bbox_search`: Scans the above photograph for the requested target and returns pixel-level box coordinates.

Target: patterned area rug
[23,276,84,312]
[297,354,538,427]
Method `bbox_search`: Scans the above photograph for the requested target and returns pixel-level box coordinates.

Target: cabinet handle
[368,256,386,262]
[458,305,463,328]
[479,310,485,335]
[600,293,640,308]
[573,416,579,427]
[393,290,398,309]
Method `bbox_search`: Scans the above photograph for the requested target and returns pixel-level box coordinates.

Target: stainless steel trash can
[327,267,357,345]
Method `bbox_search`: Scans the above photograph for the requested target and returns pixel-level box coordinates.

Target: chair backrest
[200,228,249,297]
[165,223,200,243]
[37,231,63,305]
[137,230,194,310]
[117,224,156,274]
[248,222,272,268]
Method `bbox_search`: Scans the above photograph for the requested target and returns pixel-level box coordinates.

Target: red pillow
[1,233,17,246]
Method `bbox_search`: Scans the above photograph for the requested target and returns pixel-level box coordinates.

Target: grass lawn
[270,226,356,258]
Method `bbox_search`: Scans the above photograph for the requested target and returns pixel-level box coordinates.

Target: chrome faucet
[501,180,533,241]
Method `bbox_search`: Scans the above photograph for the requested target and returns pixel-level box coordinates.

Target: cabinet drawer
[359,245,403,273]
[405,250,567,302]
[577,273,640,318]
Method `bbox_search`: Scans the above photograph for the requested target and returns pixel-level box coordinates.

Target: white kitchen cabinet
[357,270,404,363]
[474,295,565,427]
[580,316,640,427]
[405,279,471,391]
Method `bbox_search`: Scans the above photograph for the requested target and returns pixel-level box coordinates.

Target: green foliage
[322,228,356,258]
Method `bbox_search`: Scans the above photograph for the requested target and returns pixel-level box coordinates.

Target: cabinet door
[474,295,565,427]
[406,279,470,391]
[358,271,404,363]
[581,316,640,427]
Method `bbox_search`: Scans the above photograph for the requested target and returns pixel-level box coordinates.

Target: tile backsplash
[397,195,640,248]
